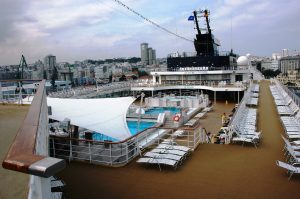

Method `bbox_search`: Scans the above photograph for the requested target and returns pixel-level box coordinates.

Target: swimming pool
[127,121,156,135]
[92,133,118,142]
[145,107,180,115]
[90,121,156,141]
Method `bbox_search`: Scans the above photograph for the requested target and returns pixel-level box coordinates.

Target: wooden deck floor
[58,80,300,199]
[0,105,29,199]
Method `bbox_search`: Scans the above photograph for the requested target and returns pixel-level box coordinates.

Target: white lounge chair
[151,148,187,157]
[143,152,182,161]
[276,160,300,180]
[172,130,185,138]
[137,157,178,171]
[232,136,258,148]
[194,112,206,118]
[157,144,191,152]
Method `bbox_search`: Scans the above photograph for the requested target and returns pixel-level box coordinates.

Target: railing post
[193,129,196,149]
[126,142,129,163]
[110,144,113,166]
[69,139,72,163]
[18,81,22,104]
[88,142,92,163]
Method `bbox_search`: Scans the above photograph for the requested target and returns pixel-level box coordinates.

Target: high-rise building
[141,43,157,65]
[44,55,56,70]
[141,43,149,65]
[148,48,153,65]
[152,49,156,65]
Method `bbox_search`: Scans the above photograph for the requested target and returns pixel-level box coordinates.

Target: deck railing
[274,79,300,107]
[48,82,132,98]
[49,124,206,167]
[2,80,66,198]
[0,79,39,104]
[131,81,246,89]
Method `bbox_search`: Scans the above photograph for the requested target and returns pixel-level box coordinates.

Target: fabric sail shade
[47,97,136,141]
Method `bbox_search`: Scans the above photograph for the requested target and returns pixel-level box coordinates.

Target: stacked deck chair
[137,142,191,171]
[231,108,261,148]
[276,136,300,180]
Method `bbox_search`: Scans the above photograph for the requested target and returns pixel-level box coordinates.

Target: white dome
[237,56,249,66]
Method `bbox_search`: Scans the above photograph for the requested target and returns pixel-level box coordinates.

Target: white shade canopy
[47,97,136,141]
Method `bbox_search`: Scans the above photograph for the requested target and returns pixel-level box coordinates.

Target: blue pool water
[145,107,180,115]
[127,121,156,135]
[92,133,118,142]
[90,121,156,141]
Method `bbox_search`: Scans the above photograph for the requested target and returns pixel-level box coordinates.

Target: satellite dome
[237,56,249,66]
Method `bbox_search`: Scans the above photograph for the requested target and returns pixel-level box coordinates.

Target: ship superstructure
[131,9,252,103]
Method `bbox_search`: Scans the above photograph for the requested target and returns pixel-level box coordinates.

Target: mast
[204,10,212,35]
[193,10,201,35]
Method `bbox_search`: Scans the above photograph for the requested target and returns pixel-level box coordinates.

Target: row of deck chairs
[269,82,300,180]
[246,85,259,107]
[251,84,260,93]
[137,142,191,171]
[270,85,299,116]
[276,136,300,180]
[270,84,300,139]
[280,114,300,140]
[230,108,261,148]
[246,97,258,107]
[229,84,261,147]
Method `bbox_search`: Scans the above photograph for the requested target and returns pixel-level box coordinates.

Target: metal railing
[0,93,36,104]
[2,80,66,176]
[131,81,246,89]
[48,82,132,98]
[49,124,206,167]
[274,79,300,107]
[2,80,66,199]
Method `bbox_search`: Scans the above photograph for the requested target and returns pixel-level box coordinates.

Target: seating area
[271,79,300,180]
[246,97,258,107]
[276,161,300,180]
[230,108,260,148]
[251,84,260,93]
[270,82,300,140]
[184,118,198,127]
[172,129,185,138]
[246,85,260,107]
[194,111,207,119]
[270,85,299,116]
[276,136,300,180]
[229,84,261,147]
[137,141,191,171]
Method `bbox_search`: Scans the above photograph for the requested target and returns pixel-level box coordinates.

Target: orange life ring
[173,115,180,121]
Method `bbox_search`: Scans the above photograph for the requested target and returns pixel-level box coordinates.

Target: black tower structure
[167,9,237,71]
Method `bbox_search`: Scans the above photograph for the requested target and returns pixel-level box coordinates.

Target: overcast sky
[0,0,299,65]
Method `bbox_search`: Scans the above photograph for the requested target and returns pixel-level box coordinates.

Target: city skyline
[0,0,299,65]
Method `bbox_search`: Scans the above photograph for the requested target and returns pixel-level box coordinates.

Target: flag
[188,16,194,21]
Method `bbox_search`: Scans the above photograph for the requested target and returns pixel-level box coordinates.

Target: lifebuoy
[173,115,180,121]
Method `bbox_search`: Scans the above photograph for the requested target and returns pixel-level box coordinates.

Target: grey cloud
[0,0,28,42]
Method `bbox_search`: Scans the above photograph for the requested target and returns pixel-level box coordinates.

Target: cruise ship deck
[54,80,300,199]
[0,105,29,199]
